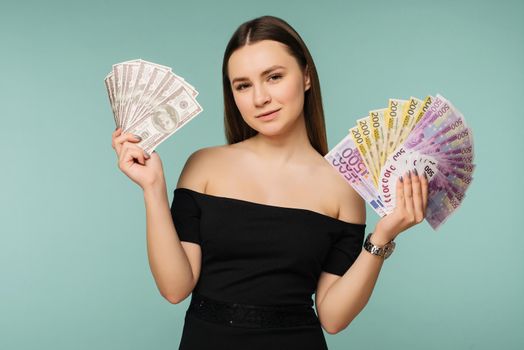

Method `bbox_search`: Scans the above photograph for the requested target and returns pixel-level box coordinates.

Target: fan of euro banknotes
[104,59,203,155]
[325,94,475,230]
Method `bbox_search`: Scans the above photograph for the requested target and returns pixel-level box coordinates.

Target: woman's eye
[234,75,281,91]
[235,83,249,91]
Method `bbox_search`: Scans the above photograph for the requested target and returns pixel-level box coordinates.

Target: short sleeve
[322,223,366,276]
[170,189,201,244]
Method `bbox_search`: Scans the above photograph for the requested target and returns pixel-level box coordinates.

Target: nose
[252,83,271,107]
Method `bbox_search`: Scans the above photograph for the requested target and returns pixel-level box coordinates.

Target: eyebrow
[231,65,286,84]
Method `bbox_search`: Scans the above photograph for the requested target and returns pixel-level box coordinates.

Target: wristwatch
[363,233,396,260]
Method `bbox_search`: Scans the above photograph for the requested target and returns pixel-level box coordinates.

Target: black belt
[187,292,321,329]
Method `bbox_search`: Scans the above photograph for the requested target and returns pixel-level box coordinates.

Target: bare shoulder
[175,145,230,192]
[319,158,366,225]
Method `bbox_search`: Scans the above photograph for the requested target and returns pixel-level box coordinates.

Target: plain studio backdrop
[1,0,522,349]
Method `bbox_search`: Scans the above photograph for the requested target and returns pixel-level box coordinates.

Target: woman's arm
[144,148,212,303]
[316,232,389,334]
[111,128,201,304]
[317,170,428,334]
[143,181,196,304]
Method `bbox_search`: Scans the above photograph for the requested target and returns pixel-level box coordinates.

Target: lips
[256,108,281,118]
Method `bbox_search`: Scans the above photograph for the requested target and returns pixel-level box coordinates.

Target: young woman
[111,15,428,350]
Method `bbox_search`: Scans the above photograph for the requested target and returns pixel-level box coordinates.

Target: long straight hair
[221,16,328,156]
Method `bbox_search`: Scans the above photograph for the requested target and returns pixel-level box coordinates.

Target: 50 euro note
[325,134,387,216]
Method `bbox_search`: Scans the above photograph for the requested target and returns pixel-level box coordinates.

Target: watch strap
[363,233,396,259]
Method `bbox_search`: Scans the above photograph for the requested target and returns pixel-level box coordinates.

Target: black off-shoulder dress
[170,188,365,350]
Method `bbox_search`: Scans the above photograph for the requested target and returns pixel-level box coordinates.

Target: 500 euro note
[325,134,387,217]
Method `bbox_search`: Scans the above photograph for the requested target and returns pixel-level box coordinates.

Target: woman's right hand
[111,127,166,190]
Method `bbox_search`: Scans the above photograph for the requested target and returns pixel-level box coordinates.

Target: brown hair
[222,15,328,156]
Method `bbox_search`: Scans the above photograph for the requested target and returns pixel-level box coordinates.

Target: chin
[258,129,284,137]
[257,121,298,137]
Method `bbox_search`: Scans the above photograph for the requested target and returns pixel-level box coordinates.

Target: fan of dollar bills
[325,94,475,230]
[104,59,203,154]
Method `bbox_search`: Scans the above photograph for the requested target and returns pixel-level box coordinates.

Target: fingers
[111,127,149,168]
[119,141,149,168]
[396,175,405,212]
[390,168,430,235]
[112,128,142,155]
[411,169,424,223]
[111,127,122,149]
[420,171,429,216]
[403,170,415,220]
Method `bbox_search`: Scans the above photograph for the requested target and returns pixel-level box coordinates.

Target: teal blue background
[1,0,522,349]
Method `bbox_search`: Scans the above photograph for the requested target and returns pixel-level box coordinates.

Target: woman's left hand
[375,168,429,242]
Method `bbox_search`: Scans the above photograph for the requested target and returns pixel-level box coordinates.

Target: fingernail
[144,151,150,159]
[407,169,411,177]
[133,134,142,141]
[399,175,403,182]
[413,168,418,176]
[423,172,428,179]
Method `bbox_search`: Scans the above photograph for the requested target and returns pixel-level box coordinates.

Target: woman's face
[227,40,310,137]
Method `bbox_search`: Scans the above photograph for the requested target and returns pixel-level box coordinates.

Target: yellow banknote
[396,96,424,147]
[369,108,387,176]
[384,99,408,163]
[349,125,378,187]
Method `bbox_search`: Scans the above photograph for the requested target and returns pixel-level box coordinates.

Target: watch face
[383,242,396,259]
